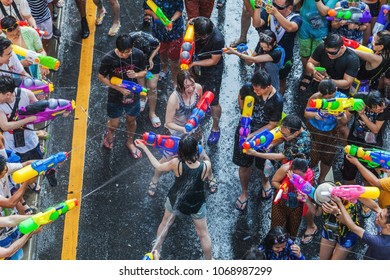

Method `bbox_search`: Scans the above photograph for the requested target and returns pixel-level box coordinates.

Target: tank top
[167,161,206,215]
[357,54,390,84]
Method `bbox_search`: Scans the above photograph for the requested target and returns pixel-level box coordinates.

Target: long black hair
[178,135,199,164]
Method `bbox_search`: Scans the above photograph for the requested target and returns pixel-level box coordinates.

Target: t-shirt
[26,0,51,24]
[0,52,25,77]
[194,26,225,75]
[17,26,42,78]
[254,43,283,70]
[378,177,390,209]
[283,129,311,161]
[362,231,390,260]
[129,31,160,59]
[98,48,146,104]
[0,0,31,20]
[239,83,283,129]
[260,10,302,63]
[144,0,184,42]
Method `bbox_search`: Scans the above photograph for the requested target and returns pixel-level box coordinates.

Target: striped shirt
[26,0,50,24]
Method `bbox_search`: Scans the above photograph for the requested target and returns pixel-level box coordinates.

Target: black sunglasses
[272,2,288,10]
[325,47,341,55]
[2,22,18,33]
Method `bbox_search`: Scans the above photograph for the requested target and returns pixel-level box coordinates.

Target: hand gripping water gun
[239,96,255,149]
[14,77,54,95]
[12,152,68,183]
[273,177,290,205]
[342,36,374,54]
[18,99,75,125]
[242,126,283,153]
[306,97,365,117]
[320,185,380,203]
[110,77,148,97]
[180,23,195,70]
[145,0,172,29]
[372,5,389,35]
[326,7,371,23]
[185,91,215,133]
[12,44,61,70]
[17,21,48,37]
[289,174,316,200]
[141,252,154,260]
[142,132,202,158]
[18,198,78,234]
[345,145,390,171]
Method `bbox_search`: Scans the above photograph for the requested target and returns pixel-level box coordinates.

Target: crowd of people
[1,0,390,260]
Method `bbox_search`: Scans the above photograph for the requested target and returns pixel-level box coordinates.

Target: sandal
[55,0,65,8]
[108,23,121,37]
[301,227,318,245]
[205,178,218,194]
[28,183,41,193]
[235,197,248,211]
[150,115,161,128]
[126,144,142,159]
[140,97,148,112]
[95,7,107,26]
[299,74,313,93]
[217,0,226,9]
[147,181,158,197]
[21,201,37,215]
[143,14,152,27]
[102,130,114,150]
[207,128,221,145]
[260,183,273,200]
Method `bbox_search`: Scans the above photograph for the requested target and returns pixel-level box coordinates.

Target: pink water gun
[289,174,316,200]
[320,185,380,203]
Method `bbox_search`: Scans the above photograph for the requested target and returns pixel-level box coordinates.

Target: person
[74,0,90,39]
[129,31,161,128]
[184,0,215,19]
[144,0,184,88]
[0,37,30,77]
[0,0,37,29]
[341,90,390,184]
[271,158,315,240]
[225,29,284,92]
[362,0,381,44]
[253,0,302,94]
[1,16,49,79]
[258,226,305,260]
[331,0,370,43]
[302,33,360,95]
[98,34,146,159]
[190,16,225,145]
[135,135,214,260]
[93,0,121,37]
[233,70,283,211]
[0,213,43,260]
[217,0,226,9]
[334,196,390,260]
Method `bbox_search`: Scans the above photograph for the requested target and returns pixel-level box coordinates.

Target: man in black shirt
[98,34,147,158]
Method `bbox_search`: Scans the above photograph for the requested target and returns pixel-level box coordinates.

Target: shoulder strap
[177,160,182,177]
[8,88,21,122]
[11,1,23,21]
[0,3,7,16]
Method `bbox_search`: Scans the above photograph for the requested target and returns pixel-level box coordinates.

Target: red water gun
[185,91,214,133]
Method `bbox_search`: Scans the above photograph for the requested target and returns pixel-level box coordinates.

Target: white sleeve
[19,0,32,17]
[0,148,7,159]
[6,162,23,174]
[9,53,25,75]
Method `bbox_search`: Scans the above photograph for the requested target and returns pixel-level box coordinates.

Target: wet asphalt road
[32,0,381,260]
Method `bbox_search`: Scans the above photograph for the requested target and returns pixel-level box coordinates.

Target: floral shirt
[283,129,311,162]
[259,239,305,260]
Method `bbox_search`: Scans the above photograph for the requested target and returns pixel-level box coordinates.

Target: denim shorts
[107,101,140,119]
[165,198,207,220]
[321,229,358,249]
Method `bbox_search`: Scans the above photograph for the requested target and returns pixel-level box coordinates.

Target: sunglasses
[325,47,341,55]
[347,0,360,2]
[2,22,18,33]
[259,32,274,43]
[273,234,288,244]
[272,1,288,10]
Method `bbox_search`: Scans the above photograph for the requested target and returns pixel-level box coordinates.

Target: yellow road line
[61,3,97,260]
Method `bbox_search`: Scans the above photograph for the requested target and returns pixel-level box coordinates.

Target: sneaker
[207,128,220,145]
[52,24,61,38]
[80,17,90,39]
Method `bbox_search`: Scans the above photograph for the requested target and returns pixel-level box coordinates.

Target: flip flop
[147,181,158,197]
[95,7,107,26]
[301,227,318,245]
[128,147,142,159]
[205,178,218,194]
[28,183,41,193]
[108,23,121,36]
[103,130,114,150]
[235,198,248,211]
[260,184,273,200]
[150,116,161,128]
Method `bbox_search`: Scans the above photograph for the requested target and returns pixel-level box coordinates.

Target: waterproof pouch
[13,128,25,148]
[286,192,298,208]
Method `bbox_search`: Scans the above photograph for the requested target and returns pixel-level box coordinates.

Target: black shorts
[196,70,222,106]
[232,126,266,169]
[147,54,161,75]
[341,154,378,181]
[367,2,380,18]
[279,62,293,80]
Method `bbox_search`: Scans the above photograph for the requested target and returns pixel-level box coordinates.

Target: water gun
[185,91,215,133]
[345,145,390,171]
[342,36,373,54]
[110,77,148,97]
[142,132,202,158]
[242,126,283,153]
[17,21,48,37]
[12,152,68,183]
[17,99,75,125]
[306,97,365,118]
[180,23,195,70]
[326,7,371,23]
[12,44,60,70]
[197,43,249,57]
[239,96,255,149]
[141,252,154,260]
[273,177,290,205]
[18,199,78,234]
[289,174,316,200]
[14,77,54,95]
[146,71,153,80]
[145,0,172,29]
[372,5,389,35]
[320,185,380,203]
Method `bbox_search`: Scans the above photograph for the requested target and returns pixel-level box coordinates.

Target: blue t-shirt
[362,231,390,260]
[260,239,305,260]
[144,0,184,42]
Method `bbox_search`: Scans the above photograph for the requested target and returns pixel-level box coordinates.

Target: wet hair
[192,16,214,37]
[0,36,12,57]
[281,115,302,134]
[176,70,195,93]
[324,33,343,49]
[291,158,308,173]
[0,15,17,30]
[0,76,16,94]
[285,0,294,7]
[259,29,277,47]
[364,90,385,108]
[0,155,7,174]
[178,135,199,164]
[251,69,272,88]
[376,30,390,59]
[318,79,336,96]
[263,226,288,250]
[116,34,134,52]
[242,246,266,260]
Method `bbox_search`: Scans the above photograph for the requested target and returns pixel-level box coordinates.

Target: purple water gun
[326,7,371,24]
[18,99,76,124]
[14,77,54,94]
[372,5,390,35]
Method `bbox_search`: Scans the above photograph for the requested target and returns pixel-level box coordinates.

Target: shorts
[341,154,378,181]
[367,2,380,18]
[321,229,358,249]
[165,197,207,219]
[159,36,183,61]
[37,17,53,40]
[0,229,23,260]
[16,143,44,162]
[298,37,323,58]
[232,126,266,169]
[147,54,161,75]
[107,101,140,119]
[184,0,215,19]
[195,69,223,106]
[279,62,293,81]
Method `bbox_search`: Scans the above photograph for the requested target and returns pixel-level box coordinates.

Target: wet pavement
[32,0,382,260]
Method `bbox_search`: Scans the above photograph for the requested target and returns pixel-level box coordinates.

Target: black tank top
[357,55,390,87]
[168,161,206,215]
